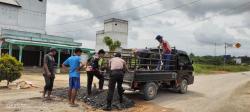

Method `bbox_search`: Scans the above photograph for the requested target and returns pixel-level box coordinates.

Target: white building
[96,18,128,51]
[0,0,85,68]
[0,0,47,34]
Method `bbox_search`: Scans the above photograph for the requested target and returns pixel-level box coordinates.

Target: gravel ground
[53,87,135,110]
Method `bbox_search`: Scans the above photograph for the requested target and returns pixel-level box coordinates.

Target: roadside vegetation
[0,55,23,86]
[193,64,250,74]
[190,53,250,74]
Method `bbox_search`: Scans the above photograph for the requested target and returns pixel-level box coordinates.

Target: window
[179,55,190,64]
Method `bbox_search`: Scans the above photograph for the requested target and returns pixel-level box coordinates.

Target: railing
[103,51,178,72]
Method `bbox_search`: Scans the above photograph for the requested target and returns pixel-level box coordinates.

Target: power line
[46,0,168,27]
[48,0,203,35]
[131,0,201,20]
[173,1,250,29]
[55,1,250,40]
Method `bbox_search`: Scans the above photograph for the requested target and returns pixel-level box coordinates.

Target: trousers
[107,70,124,105]
[43,75,55,92]
[87,70,104,95]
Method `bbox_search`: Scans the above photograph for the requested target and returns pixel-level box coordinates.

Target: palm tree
[103,36,121,52]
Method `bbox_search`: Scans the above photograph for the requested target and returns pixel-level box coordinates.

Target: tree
[103,36,121,52]
[0,55,23,86]
[189,53,195,59]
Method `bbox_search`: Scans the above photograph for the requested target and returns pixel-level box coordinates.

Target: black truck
[103,48,194,100]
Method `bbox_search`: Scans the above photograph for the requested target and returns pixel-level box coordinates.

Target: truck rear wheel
[142,82,158,101]
[179,79,188,94]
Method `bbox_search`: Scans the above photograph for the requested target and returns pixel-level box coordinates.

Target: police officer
[104,52,128,111]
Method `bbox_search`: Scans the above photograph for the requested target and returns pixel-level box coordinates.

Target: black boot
[103,101,112,111]
[119,90,124,103]
[119,97,123,103]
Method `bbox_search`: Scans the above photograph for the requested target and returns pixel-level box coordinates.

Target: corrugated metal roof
[0,0,20,7]
[1,29,83,49]
[1,29,82,47]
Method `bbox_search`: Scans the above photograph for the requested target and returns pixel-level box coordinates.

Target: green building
[0,29,93,68]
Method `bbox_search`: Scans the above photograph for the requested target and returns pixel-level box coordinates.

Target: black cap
[98,49,106,54]
[155,35,163,40]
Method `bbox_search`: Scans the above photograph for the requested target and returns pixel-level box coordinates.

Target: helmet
[155,35,163,40]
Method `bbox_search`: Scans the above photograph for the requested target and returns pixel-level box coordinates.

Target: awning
[0,0,21,7]
[5,39,78,49]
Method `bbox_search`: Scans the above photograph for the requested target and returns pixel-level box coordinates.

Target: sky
[45,0,250,56]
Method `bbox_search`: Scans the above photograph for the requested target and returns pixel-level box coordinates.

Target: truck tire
[179,79,188,94]
[142,82,158,101]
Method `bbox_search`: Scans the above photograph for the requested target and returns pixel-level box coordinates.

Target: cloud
[46,0,142,41]
[243,12,250,27]
[194,22,236,45]
[45,0,250,56]
[159,0,250,18]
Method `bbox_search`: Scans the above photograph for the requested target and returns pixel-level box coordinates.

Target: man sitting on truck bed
[155,35,172,70]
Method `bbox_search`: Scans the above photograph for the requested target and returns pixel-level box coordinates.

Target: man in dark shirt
[86,49,105,95]
[42,48,57,100]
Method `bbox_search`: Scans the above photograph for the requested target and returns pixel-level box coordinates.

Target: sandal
[70,104,79,107]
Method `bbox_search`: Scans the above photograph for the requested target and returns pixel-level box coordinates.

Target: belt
[111,69,123,71]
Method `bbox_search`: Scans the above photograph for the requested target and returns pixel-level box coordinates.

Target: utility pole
[214,42,217,57]
[0,39,3,58]
[214,42,217,68]
[224,43,227,69]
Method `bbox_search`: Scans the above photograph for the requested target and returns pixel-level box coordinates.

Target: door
[177,54,194,84]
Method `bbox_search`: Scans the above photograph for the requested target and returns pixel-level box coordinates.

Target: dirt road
[150,72,250,112]
[0,72,250,112]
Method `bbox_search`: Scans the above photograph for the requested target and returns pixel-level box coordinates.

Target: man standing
[62,48,84,107]
[155,35,172,70]
[43,48,57,100]
[86,49,105,95]
[104,52,128,111]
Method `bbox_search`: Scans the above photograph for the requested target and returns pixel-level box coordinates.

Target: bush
[0,55,23,86]
[194,64,250,74]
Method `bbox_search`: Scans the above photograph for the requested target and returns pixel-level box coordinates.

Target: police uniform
[106,56,126,109]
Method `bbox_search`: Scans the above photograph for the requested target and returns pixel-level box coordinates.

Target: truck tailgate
[133,71,177,82]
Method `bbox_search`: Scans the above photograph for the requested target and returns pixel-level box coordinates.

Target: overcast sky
[45,0,250,56]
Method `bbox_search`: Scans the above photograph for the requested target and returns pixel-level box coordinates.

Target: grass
[194,64,250,74]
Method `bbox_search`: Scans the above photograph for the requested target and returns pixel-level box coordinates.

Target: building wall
[0,0,46,35]
[95,19,128,51]
[96,33,108,51]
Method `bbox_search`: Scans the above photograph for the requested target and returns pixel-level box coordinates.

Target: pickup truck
[103,48,194,100]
